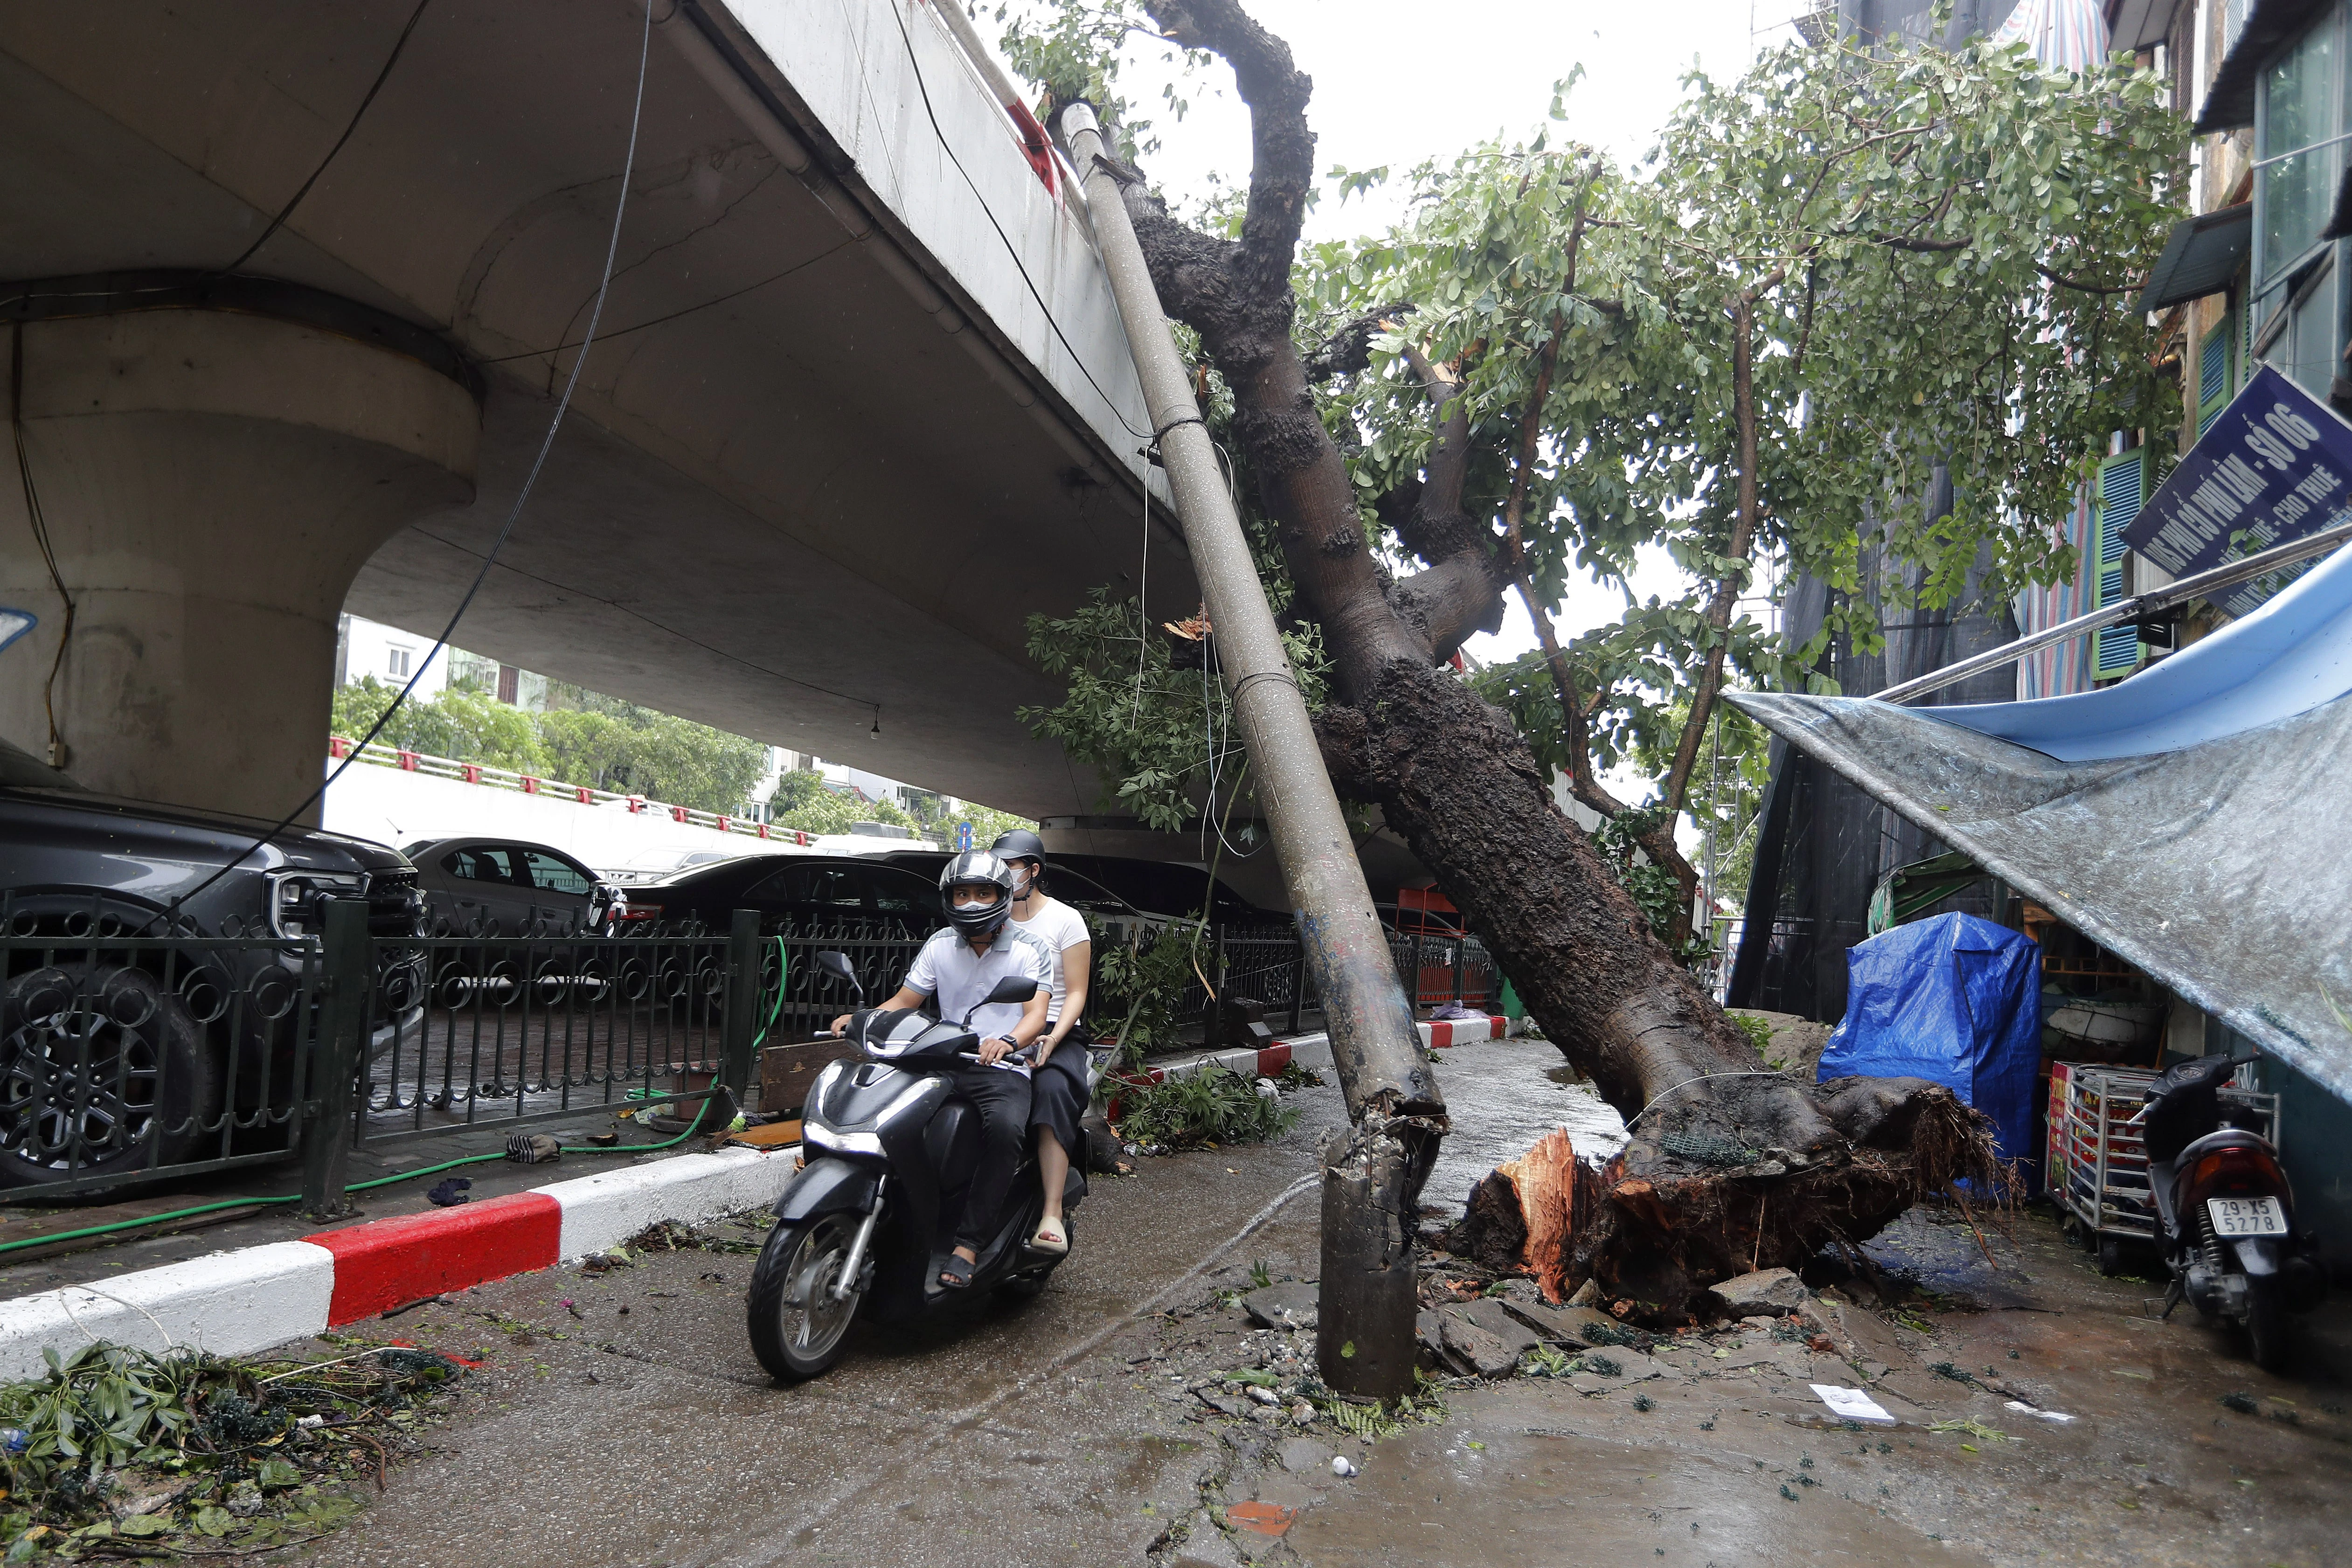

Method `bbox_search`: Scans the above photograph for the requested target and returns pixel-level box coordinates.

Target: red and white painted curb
[0,1146,794,1383]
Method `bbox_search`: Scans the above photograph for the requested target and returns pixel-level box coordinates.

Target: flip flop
[937,1254,976,1290]
[1028,1220,1069,1256]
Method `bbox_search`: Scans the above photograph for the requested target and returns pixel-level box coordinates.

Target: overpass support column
[2,293,479,822]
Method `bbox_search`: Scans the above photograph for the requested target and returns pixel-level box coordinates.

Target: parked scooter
[2139,1053,2325,1371]
[744,951,1099,1381]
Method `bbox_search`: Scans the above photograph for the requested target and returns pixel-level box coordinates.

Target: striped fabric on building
[1988,0,2112,69]
[2015,485,2099,699]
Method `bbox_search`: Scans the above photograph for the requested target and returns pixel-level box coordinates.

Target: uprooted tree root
[1452,1078,2004,1322]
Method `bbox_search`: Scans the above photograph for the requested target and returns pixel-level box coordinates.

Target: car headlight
[266,871,367,938]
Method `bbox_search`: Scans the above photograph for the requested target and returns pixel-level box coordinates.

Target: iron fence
[1162,923,1499,1032]
[0,902,803,1208]
[0,922,330,1200]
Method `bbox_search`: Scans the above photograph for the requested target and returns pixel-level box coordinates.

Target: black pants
[949,1065,1033,1252]
[1029,1032,1091,1162]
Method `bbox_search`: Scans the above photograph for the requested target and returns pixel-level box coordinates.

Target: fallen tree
[1017,0,2176,1314]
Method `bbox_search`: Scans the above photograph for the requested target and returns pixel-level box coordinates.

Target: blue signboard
[956,820,973,852]
[2123,365,2351,618]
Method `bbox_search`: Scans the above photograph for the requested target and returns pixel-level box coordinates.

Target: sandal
[1028,1220,1069,1256]
[937,1254,976,1290]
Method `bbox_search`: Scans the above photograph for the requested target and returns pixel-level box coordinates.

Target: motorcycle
[2139,1053,2325,1371]
[744,950,1101,1381]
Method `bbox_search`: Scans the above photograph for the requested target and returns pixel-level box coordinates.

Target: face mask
[1011,863,1039,898]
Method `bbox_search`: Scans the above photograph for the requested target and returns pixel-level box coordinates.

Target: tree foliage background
[1010,6,2184,947]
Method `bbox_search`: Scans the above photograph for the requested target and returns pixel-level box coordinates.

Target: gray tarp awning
[2137,203,2251,313]
[1722,686,2352,1102]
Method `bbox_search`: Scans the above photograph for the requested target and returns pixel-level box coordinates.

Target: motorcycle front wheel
[747,1212,867,1381]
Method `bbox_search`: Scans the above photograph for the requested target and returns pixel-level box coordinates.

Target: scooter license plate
[2206,1196,2287,1236]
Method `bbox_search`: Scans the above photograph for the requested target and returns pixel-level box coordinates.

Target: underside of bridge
[0,0,1191,824]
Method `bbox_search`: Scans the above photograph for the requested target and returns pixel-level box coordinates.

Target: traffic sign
[957,820,973,851]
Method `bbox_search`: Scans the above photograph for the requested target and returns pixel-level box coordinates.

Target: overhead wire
[9,327,73,767]
[143,0,659,932]
[224,0,436,273]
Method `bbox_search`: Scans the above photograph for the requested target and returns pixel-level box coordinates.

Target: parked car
[877,849,1273,929]
[401,836,616,937]
[870,850,1145,923]
[622,854,942,937]
[0,737,425,1188]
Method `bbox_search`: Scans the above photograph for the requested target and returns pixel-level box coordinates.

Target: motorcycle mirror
[815,950,863,996]
[983,975,1038,1006]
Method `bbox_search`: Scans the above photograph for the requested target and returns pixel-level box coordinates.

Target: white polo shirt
[902,923,1054,1074]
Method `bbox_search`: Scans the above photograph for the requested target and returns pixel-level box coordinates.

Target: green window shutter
[2198,314,2234,439]
[2093,449,2146,679]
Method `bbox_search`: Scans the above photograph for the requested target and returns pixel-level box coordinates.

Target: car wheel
[0,966,218,1187]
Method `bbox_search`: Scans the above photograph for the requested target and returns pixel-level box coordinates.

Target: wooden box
[759,1039,860,1114]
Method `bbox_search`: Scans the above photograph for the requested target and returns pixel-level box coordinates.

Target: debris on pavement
[1811,1383,1896,1425]
[424,1177,472,1207]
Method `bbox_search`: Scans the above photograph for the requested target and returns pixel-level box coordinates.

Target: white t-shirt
[1011,895,1091,1024]
[902,923,1055,1074]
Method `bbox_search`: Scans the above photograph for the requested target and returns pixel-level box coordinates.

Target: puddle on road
[1287,1425,1973,1567]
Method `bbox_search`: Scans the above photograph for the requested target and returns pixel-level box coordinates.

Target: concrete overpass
[0,0,1196,826]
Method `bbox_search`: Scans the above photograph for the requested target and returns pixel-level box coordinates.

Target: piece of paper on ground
[2004,1399,2076,1423]
[1811,1384,1895,1425]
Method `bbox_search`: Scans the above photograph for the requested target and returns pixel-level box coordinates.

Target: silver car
[401,837,615,937]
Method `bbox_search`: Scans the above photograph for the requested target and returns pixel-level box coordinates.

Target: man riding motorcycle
[831,850,1052,1290]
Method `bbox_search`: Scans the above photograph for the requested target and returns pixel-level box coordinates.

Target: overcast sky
[985,0,1811,664]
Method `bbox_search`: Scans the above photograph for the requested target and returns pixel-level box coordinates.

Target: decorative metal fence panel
[1161,923,1498,1030]
[0,926,328,1200]
[359,930,739,1145]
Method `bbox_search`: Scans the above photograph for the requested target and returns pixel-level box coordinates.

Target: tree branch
[1143,0,1316,294]
[1306,303,1410,380]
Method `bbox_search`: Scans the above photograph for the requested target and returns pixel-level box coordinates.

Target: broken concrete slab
[1240,1283,1318,1332]
[1495,1298,1630,1348]
[1708,1266,1811,1316]
[1800,1290,1915,1369]
[1456,1297,1543,1355]
[1276,1436,1334,1474]
[1438,1311,1525,1377]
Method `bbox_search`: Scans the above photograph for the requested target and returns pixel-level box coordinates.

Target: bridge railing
[326,735,808,845]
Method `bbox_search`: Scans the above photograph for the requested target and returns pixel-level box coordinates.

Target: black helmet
[990,828,1046,865]
[938,850,1015,942]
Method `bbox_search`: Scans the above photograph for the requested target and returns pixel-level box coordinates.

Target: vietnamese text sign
[2124,365,2350,618]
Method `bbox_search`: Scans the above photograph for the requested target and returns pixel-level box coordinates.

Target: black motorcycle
[2140,1053,2325,1371]
[744,950,1096,1381]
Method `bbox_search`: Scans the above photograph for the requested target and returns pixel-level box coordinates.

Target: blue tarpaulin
[1818,913,2044,1167]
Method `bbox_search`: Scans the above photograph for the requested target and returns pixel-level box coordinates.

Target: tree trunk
[1109,0,1995,1318]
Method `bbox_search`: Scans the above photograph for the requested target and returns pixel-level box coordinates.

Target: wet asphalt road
[277,1034,2349,1568]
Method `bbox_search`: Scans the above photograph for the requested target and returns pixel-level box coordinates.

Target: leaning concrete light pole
[1063,103,1443,1399]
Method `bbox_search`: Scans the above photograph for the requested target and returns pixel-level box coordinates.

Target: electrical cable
[9,326,73,767]
[224,0,435,273]
[880,0,1150,440]
[139,0,658,934]
[0,1,435,320]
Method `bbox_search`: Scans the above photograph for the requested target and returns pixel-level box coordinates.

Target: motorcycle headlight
[266,871,367,938]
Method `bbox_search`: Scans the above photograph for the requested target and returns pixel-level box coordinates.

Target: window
[522,851,591,896]
[752,864,864,908]
[387,645,412,679]
[442,847,520,883]
[2252,10,2352,398]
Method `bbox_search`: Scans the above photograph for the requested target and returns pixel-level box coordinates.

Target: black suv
[0,738,424,1188]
